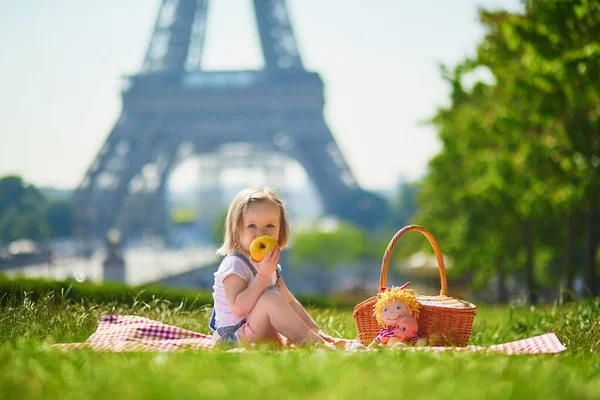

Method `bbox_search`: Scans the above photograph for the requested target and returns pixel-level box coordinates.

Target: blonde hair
[373,287,420,327]
[216,187,290,256]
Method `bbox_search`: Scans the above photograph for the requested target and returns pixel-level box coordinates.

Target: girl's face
[239,201,281,254]
[380,299,411,326]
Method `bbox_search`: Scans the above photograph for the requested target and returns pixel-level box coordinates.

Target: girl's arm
[223,248,280,318]
[222,273,271,318]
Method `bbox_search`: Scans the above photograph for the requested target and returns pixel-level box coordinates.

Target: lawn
[0,284,599,400]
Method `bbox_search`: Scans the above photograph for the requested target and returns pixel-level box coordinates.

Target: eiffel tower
[74,0,388,243]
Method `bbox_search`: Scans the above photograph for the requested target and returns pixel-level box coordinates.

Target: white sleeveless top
[211,254,279,329]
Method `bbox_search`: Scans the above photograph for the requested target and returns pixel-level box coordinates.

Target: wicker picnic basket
[353,225,476,346]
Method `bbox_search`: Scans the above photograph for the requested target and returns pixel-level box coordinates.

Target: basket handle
[379,225,448,296]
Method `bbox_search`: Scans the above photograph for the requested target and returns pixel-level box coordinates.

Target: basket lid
[417,295,476,310]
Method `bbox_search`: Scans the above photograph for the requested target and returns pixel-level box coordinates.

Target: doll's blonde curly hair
[373,287,420,327]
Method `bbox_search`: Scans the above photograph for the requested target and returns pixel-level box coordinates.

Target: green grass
[0,275,357,310]
[0,285,599,400]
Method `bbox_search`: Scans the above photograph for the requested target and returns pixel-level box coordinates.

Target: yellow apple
[249,235,279,262]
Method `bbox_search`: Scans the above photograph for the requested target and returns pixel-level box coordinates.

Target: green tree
[417,0,600,303]
[392,180,420,228]
[477,0,600,298]
[45,200,74,239]
[0,176,50,244]
[291,222,377,293]
[0,176,26,214]
[11,211,50,242]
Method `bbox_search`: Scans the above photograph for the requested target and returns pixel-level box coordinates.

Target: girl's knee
[258,289,283,302]
[255,290,286,310]
[237,321,258,343]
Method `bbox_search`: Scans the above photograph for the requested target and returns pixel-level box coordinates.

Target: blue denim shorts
[213,319,246,345]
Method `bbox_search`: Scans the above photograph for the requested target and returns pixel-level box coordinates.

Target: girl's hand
[313,328,336,343]
[316,330,347,349]
[254,246,280,278]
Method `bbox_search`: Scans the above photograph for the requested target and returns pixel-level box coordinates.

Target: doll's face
[393,315,419,341]
[380,299,411,326]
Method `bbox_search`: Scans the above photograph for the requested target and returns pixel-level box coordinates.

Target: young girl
[210,187,336,347]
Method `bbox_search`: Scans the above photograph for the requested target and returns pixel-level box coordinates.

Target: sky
[0,0,523,193]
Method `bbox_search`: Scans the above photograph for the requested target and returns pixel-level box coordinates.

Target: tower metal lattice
[73,0,388,242]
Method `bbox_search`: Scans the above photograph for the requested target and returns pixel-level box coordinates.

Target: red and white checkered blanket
[52,315,567,354]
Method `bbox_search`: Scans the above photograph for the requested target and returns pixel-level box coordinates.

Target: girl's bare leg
[245,290,325,345]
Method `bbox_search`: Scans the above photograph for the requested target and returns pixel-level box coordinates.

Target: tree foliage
[417,0,600,302]
[291,222,376,269]
[45,200,74,239]
[0,175,75,244]
[391,180,420,229]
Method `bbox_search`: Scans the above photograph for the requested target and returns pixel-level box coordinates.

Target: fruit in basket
[249,235,279,262]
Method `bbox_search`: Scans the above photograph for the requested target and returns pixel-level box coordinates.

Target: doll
[390,315,419,344]
[368,282,420,347]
